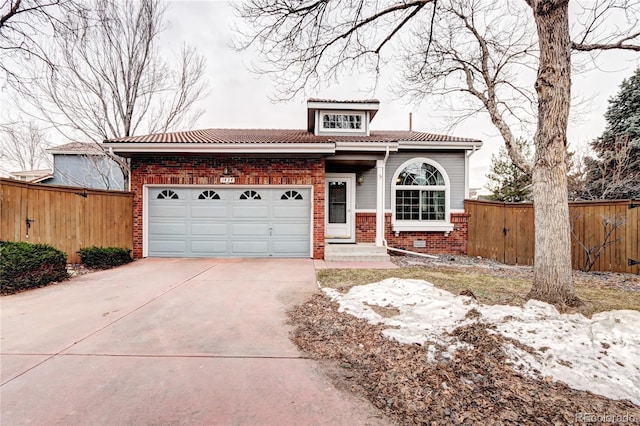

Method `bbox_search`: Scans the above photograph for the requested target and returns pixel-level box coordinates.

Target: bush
[78,246,132,269]
[0,241,68,295]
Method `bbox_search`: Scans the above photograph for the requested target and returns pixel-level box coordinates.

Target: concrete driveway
[1,258,388,425]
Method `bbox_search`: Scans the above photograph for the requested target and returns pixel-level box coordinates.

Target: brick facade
[130,156,325,259]
[355,212,469,255]
[130,155,469,260]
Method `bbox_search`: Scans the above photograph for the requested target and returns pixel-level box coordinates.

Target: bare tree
[0,0,85,84]
[571,134,638,200]
[571,212,626,272]
[15,0,208,183]
[235,0,640,306]
[0,121,51,170]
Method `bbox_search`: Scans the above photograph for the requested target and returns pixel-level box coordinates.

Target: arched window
[281,190,303,200]
[392,158,453,232]
[157,189,179,200]
[198,190,220,200]
[240,190,261,200]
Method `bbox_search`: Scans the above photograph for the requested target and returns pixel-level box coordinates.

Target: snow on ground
[323,278,640,406]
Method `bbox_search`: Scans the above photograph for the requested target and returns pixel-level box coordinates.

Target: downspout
[381,145,390,247]
[465,145,478,200]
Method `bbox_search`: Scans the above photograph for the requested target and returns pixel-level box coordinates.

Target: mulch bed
[288,294,640,425]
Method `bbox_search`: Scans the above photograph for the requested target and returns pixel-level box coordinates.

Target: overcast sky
[162,1,639,188]
[3,1,639,188]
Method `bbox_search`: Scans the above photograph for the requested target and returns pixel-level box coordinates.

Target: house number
[220,177,235,184]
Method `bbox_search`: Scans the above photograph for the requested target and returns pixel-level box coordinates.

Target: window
[392,159,453,232]
[321,113,363,131]
[157,189,179,199]
[240,190,261,200]
[198,190,220,200]
[281,190,303,200]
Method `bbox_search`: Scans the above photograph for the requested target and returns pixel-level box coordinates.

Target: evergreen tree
[584,68,640,199]
[486,139,533,202]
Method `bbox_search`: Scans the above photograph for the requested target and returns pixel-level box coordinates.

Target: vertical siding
[0,178,133,263]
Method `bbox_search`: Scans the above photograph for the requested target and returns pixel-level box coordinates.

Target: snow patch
[323,278,640,405]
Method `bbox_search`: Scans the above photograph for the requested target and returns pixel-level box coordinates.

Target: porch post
[375,159,385,246]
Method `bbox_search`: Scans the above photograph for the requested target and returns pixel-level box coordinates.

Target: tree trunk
[527,0,581,306]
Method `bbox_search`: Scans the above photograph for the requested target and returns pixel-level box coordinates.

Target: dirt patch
[364,302,401,318]
[289,294,640,425]
[66,264,97,278]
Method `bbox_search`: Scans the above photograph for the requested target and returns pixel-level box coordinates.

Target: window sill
[391,221,454,233]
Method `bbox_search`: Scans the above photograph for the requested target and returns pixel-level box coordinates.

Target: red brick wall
[130,156,325,259]
[355,212,469,255]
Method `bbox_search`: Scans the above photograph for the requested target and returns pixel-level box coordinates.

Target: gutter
[101,142,337,155]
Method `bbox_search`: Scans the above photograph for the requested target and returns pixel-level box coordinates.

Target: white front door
[325,173,355,241]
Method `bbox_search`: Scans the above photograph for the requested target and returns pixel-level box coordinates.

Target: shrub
[78,246,132,269]
[0,241,68,295]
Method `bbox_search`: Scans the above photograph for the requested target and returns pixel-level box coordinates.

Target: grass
[316,267,640,317]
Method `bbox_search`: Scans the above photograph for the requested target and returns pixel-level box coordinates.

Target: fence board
[0,178,133,264]
[466,199,639,274]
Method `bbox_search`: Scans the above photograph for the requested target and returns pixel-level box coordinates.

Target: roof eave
[102,142,337,155]
[397,140,483,150]
[334,141,399,152]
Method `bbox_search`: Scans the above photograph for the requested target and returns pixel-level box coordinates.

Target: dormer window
[321,113,363,131]
[307,98,379,136]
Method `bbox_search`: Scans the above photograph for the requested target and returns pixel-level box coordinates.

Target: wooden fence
[1,178,133,264]
[466,199,639,274]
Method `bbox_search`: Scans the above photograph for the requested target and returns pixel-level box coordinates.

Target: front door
[325,173,355,241]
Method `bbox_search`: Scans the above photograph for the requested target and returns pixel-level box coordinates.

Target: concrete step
[324,253,391,262]
[324,243,391,262]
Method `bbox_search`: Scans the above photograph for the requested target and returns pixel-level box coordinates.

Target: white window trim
[319,111,365,133]
[391,157,454,233]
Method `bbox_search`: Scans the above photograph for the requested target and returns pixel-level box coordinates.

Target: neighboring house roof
[9,169,53,183]
[105,128,481,144]
[48,142,105,155]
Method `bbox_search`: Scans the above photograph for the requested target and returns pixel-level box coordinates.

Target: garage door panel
[231,205,268,219]
[149,222,187,235]
[231,223,269,236]
[273,204,309,218]
[232,240,270,254]
[148,187,310,258]
[148,240,187,254]
[272,223,308,236]
[190,205,227,218]
[191,240,227,254]
[272,240,309,255]
[149,205,187,218]
[191,223,228,235]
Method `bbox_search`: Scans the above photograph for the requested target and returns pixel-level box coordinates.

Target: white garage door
[147,187,311,257]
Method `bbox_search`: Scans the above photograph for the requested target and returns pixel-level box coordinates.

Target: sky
[2,0,639,188]
[161,0,639,188]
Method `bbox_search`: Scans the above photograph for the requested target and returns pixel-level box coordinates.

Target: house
[45,142,125,190]
[103,99,482,260]
[9,169,53,183]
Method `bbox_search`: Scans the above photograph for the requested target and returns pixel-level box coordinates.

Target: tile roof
[105,129,480,144]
